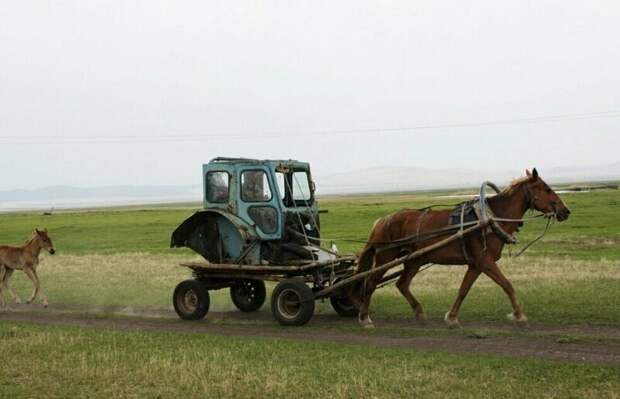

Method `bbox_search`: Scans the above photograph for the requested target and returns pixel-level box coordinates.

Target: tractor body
[171,157,322,265]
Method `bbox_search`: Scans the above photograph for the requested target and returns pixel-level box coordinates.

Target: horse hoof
[444,312,462,329]
[359,315,374,329]
[43,302,49,308]
[15,298,22,304]
[507,312,528,325]
[415,313,428,325]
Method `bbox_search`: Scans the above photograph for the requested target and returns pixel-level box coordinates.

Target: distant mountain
[1,162,618,210]
[542,162,620,183]
[314,163,620,195]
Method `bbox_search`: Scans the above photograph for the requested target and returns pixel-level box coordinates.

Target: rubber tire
[230,279,267,312]
[173,279,210,320]
[330,294,359,318]
[271,278,315,326]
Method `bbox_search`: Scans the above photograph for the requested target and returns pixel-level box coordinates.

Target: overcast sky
[1,1,619,190]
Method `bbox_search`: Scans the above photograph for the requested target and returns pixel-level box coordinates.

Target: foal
[0,228,56,308]
[351,169,571,328]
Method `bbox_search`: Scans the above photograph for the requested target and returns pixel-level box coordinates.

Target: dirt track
[2,305,620,366]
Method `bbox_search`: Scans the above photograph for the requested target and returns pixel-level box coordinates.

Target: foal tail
[348,244,376,305]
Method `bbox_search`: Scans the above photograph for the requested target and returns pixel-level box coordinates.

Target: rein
[511,216,554,258]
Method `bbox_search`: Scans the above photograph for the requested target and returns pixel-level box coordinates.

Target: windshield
[292,171,311,201]
[275,170,313,207]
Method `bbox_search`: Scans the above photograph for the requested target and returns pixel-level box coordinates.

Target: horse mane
[498,176,532,196]
[24,232,38,245]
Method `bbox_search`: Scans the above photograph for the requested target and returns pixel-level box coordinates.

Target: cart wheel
[230,279,267,312]
[271,278,315,326]
[330,293,359,318]
[173,279,210,320]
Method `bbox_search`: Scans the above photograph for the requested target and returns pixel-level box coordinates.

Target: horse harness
[374,185,521,258]
[447,198,518,262]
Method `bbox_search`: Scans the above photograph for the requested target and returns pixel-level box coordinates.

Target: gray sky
[1,1,619,190]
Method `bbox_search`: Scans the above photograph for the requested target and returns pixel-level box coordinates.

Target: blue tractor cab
[171,157,322,265]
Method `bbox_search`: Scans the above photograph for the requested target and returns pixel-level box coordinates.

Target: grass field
[1,188,619,397]
[1,322,618,398]
[0,188,619,259]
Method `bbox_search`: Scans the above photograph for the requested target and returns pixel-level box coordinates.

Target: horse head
[523,169,571,221]
[34,228,56,255]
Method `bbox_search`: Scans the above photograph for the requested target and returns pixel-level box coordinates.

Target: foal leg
[2,268,21,304]
[444,265,481,329]
[32,270,48,307]
[480,258,527,324]
[396,260,426,323]
[23,267,41,305]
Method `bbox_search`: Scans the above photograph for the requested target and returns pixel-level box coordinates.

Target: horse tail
[357,243,376,274]
[348,243,376,305]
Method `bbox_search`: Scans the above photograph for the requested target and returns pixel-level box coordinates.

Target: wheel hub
[182,290,198,311]
[277,288,302,319]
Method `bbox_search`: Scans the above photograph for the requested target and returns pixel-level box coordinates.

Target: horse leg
[0,266,5,308]
[32,269,48,307]
[396,260,426,323]
[23,267,40,305]
[358,251,395,328]
[2,268,21,304]
[480,258,527,324]
[444,265,481,329]
[358,277,379,328]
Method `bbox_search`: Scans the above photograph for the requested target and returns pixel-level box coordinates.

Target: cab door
[236,166,282,240]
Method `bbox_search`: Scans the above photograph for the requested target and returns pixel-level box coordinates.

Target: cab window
[205,171,230,203]
[241,170,272,202]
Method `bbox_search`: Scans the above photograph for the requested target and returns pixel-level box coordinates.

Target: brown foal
[351,169,571,328]
[0,228,56,308]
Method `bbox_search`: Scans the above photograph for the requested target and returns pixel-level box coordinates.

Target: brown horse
[0,229,56,308]
[351,169,570,328]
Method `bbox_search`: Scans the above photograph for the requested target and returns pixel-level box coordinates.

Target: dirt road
[2,305,620,365]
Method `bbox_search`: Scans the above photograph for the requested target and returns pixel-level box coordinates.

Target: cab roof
[208,157,310,169]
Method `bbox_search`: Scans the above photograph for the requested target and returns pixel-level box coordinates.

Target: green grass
[1,322,618,398]
[1,189,618,259]
[0,208,195,254]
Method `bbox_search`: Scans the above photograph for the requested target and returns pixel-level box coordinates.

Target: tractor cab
[171,157,323,265]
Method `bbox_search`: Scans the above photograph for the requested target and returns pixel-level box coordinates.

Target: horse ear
[532,168,539,180]
[525,169,532,177]
[34,228,41,235]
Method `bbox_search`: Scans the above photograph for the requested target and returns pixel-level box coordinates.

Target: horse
[0,228,56,308]
[350,169,571,328]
